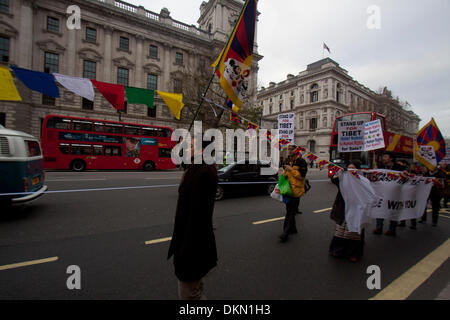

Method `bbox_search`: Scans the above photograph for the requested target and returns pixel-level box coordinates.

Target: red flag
[91,80,125,111]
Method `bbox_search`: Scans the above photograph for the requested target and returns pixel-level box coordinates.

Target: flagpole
[188,0,250,132]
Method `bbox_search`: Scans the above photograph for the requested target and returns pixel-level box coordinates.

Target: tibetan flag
[266,130,272,142]
[415,118,446,171]
[225,98,234,110]
[306,153,319,162]
[54,73,95,101]
[247,122,259,130]
[91,80,124,110]
[212,0,257,112]
[125,86,155,109]
[328,164,342,177]
[318,160,329,170]
[279,139,290,151]
[0,66,22,101]
[230,111,243,124]
[156,90,184,120]
[10,65,59,98]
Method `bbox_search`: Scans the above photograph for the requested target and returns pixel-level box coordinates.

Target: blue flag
[11,65,60,98]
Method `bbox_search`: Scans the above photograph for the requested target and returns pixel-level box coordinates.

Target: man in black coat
[167,140,218,300]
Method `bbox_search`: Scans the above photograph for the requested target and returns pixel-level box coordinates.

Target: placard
[364,120,385,151]
[278,113,295,143]
[338,120,364,152]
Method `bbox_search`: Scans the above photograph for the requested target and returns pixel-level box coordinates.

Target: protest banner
[278,113,295,143]
[364,120,385,151]
[338,120,365,153]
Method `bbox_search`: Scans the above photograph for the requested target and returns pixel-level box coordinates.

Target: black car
[216,161,278,201]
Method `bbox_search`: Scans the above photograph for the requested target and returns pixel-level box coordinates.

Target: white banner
[338,120,365,153]
[278,113,295,143]
[339,170,433,233]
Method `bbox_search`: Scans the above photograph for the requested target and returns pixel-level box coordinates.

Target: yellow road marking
[0,257,59,271]
[314,208,332,214]
[440,215,450,219]
[253,217,285,225]
[145,237,172,245]
[370,238,450,300]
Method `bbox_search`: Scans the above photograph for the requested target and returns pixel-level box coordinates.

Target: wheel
[71,159,86,172]
[266,183,276,195]
[215,186,225,201]
[143,161,155,171]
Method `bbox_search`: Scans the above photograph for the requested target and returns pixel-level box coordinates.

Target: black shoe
[279,234,288,242]
[296,210,303,215]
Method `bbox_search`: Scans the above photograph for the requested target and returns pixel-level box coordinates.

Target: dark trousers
[421,196,442,224]
[283,197,300,236]
[376,219,397,232]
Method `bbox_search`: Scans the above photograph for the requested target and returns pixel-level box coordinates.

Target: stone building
[257,58,420,160]
[0,0,261,138]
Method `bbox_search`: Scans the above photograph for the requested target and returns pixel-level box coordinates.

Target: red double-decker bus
[329,112,413,171]
[41,115,176,171]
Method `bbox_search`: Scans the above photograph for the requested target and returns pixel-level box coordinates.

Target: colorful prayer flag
[91,80,124,110]
[11,65,60,98]
[156,90,184,120]
[328,164,342,177]
[318,160,329,170]
[0,66,22,101]
[247,122,259,130]
[125,86,154,109]
[230,111,243,124]
[306,153,319,162]
[53,73,95,101]
[212,0,257,113]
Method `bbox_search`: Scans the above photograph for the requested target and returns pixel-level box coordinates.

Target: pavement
[0,169,449,300]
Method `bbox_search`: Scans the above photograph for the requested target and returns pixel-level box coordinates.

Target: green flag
[124,86,155,109]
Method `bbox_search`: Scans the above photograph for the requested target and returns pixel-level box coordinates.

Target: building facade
[257,58,420,160]
[0,0,260,138]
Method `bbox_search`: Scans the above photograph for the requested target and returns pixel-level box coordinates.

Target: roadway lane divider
[370,238,450,300]
[253,217,285,225]
[145,237,172,245]
[313,208,332,214]
[0,256,59,271]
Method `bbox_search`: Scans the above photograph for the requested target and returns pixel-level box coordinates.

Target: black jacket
[330,177,345,225]
[167,163,218,282]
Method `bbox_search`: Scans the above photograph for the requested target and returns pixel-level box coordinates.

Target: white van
[0,125,48,204]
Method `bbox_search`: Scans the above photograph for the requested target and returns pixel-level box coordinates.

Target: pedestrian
[167,139,218,300]
[440,162,450,208]
[329,161,365,262]
[420,166,446,226]
[279,144,308,242]
[373,152,405,236]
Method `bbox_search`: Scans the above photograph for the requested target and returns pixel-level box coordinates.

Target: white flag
[53,73,95,101]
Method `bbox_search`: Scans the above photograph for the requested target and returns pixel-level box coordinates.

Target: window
[104,146,122,156]
[86,27,97,43]
[149,45,158,58]
[311,91,318,103]
[117,67,129,86]
[93,145,103,156]
[0,36,9,63]
[0,0,9,13]
[46,117,71,129]
[147,74,158,90]
[82,98,94,110]
[94,122,104,132]
[72,120,93,131]
[119,37,129,51]
[104,123,123,134]
[175,52,183,65]
[71,144,91,156]
[142,127,157,136]
[42,95,55,106]
[158,148,172,158]
[83,60,96,79]
[44,52,59,73]
[25,141,41,157]
[60,143,70,155]
[310,118,317,130]
[174,79,182,93]
[47,17,60,33]
[0,112,5,126]
[147,105,157,118]
[290,100,294,110]
[309,140,316,154]
[124,126,140,135]
[279,103,283,111]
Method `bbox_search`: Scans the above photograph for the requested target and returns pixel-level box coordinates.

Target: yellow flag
[0,66,22,101]
[156,90,184,120]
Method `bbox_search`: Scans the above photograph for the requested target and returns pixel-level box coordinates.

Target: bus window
[26,140,41,157]
[162,129,172,138]
[376,115,386,130]
[142,127,157,137]
[351,113,372,122]
[104,146,122,156]
[71,144,91,155]
[47,117,71,130]
[59,143,70,155]
[105,124,123,134]
[125,126,140,136]
[158,148,172,158]
[93,145,103,156]
[72,120,93,132]
[94,122,104,132]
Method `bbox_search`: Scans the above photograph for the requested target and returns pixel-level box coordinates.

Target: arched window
[310,83,319,103]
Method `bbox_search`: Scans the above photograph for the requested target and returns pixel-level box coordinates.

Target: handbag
[270,184,283,202]
[278,175,293,197]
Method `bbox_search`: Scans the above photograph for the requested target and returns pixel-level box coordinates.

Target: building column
[18,0,34,68]
[135,35,144,88]
[103,26,114,82]
[66,27,77,76]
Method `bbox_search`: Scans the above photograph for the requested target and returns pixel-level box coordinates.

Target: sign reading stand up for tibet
[278,113,295,143]
[338,119,385,153]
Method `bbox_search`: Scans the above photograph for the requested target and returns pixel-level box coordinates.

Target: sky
[128,0,450,137]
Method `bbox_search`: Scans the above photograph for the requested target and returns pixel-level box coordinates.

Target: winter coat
[283,156,307,198]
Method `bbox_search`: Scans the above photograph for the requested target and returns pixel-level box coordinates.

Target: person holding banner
[279,145,308,243]
[329,161,365,263]
[441,163,450,208]
[420,167,446,226]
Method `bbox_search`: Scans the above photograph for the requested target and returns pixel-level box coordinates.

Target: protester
[420,166,446,226]
[441,162,450,208]
[279,144,308,242]
[373,152,404,236]
[167,139,218,300]
[329,160,365,263]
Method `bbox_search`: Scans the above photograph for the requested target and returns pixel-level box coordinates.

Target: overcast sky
[129,0,450,136]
